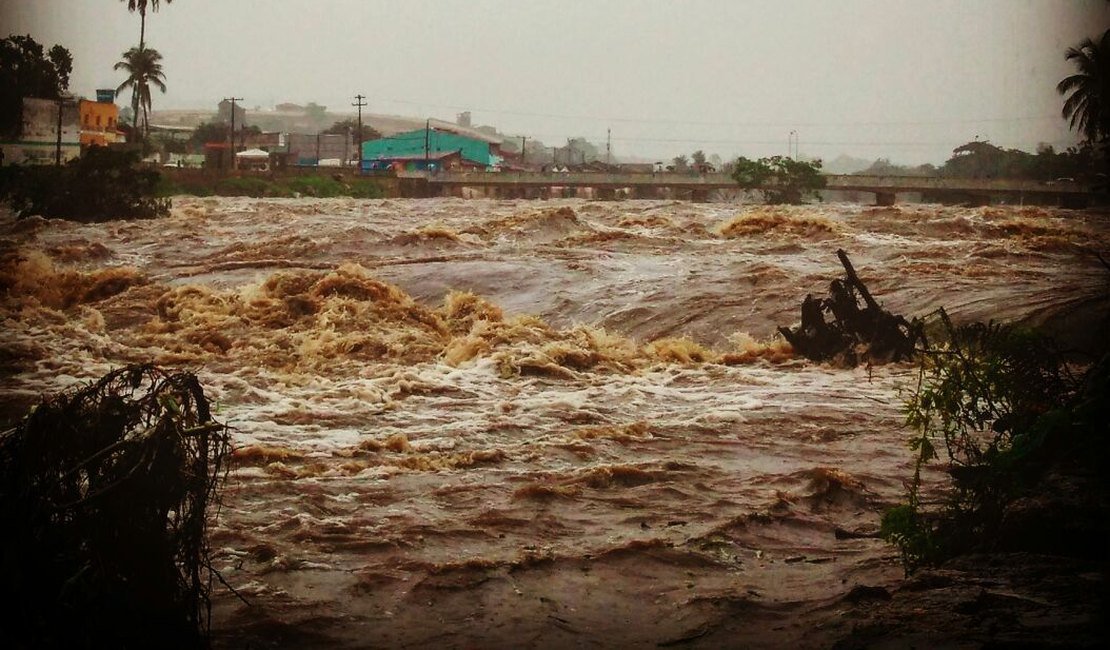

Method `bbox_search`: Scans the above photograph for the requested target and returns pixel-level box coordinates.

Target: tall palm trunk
[130,9,146,140]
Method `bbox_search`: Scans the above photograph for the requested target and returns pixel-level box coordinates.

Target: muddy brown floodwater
[1,198,1107,648]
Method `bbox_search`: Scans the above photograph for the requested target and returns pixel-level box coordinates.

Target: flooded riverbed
[1,197,1106,648]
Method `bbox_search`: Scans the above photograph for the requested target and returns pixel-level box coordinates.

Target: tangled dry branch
[0,364,230,648]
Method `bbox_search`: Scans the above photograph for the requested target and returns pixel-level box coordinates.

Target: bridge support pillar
[691,189,710,203]
[597,188,617,201]
[874,191,897,207]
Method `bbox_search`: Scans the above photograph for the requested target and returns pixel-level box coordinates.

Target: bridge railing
[428,171,737,188]
[407,170,1091,194]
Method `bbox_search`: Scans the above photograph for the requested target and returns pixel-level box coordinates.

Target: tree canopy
[189,120,228,146]
[0,35,72,137]
[115,45,166,138]
[1057,28,1110,144]
[121,0,173,49]
[731,155,826,204]
[938,139,1097,181]
[323,118,381,142]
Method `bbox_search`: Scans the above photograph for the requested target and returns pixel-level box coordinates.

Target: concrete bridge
[396,170,1095,206]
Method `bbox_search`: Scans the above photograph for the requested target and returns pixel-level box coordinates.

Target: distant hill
[149,107,507,143]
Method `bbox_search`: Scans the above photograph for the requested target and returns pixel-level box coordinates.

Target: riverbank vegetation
[154,172,387,198]
[0,147,170,221]
[881,310,1108,573]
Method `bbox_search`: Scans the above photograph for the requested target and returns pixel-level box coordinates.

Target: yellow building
[80,93,122,147]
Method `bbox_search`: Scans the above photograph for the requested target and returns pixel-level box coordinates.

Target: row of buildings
[1,90,124,166]
[198,118,507,173]
[2,94,614,174]
[158,103,617,173]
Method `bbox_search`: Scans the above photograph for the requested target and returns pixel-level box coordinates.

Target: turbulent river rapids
[1,197,1107,648]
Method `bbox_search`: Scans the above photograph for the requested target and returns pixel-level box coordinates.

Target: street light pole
[353,94,366,171]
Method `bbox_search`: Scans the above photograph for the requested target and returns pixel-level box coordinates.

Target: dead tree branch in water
[778,249,924,365]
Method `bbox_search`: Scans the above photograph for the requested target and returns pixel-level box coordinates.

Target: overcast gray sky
[2,0,1107,163]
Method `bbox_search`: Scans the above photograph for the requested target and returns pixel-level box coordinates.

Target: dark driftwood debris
[778,249,923,364]
[0,364,230,648]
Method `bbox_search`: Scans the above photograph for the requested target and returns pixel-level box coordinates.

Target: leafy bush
[0,147,170,221]
[880,309,1101,572]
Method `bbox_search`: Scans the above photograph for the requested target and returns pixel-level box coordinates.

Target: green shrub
[881,309,1097,572]
[0,148,170,221]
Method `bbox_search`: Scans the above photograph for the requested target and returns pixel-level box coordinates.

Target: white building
[1,97,81,166]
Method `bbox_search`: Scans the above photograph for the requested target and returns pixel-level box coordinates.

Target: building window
[84,114,90,127]
[108,117,115,127]
[96,115,102,127]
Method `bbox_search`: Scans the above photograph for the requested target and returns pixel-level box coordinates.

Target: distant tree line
[852,140,1101,183]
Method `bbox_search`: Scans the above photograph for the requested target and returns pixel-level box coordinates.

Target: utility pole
[55,96,65,166]
[606,128,611,166]
[225,97,242,170]
[353,93,366,171]
[424,118,430,170]
[520,136,526,166]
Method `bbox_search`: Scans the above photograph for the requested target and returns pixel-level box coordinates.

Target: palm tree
[1057,29,1110,144]
[120,0,172,134]
[121,0,173,50]
[114,46,166,139]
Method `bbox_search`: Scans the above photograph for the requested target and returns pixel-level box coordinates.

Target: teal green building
[362,128,501,171]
